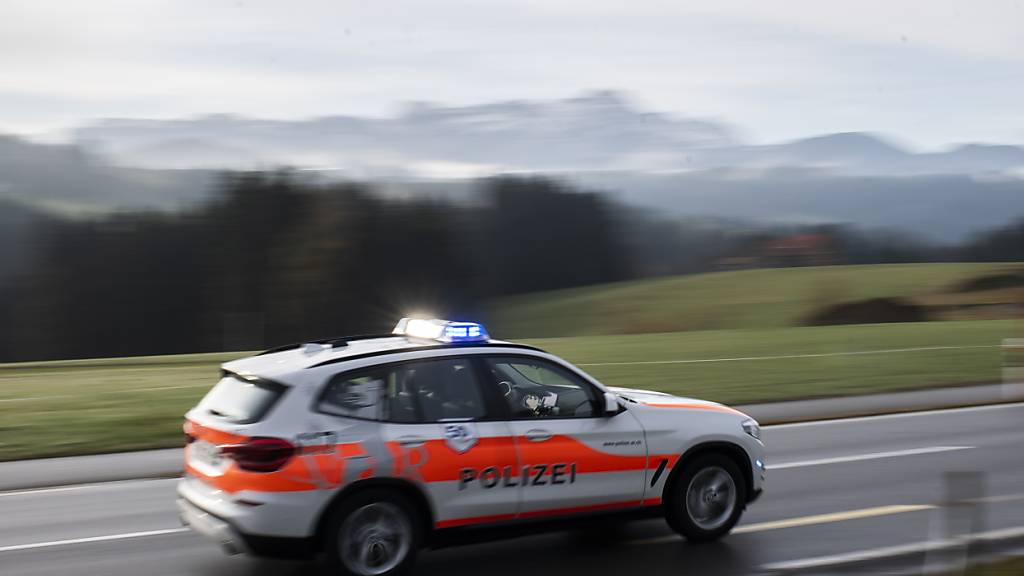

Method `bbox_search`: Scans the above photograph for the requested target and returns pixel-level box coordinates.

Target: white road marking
[976,492,1024,504]
[5,496,1022,554]
[0,395,66,403]
[0,384,207,403]
[760,525,1024,572]
[131,384,209,392]
[635,495,1024,547]
[732,505,934,534]
[631,504,935,545]
[765,402,1024,430]
[0,478,176,499]
[0,383,207,401]
[769,446,972,470]
[0,528,189,553]
[576,344,997,367]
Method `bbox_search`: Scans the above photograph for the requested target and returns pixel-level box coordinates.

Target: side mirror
[603,391,619,415]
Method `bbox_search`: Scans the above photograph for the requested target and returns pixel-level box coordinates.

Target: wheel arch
[313,477,436,550]
[663,441,754,505]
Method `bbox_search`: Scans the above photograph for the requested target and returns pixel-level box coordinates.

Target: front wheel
[664,454,746,541]
[324,489,421,576]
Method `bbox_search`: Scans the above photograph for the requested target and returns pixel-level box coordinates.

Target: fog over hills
[0,134,215,212]
[72,92,1024,178]
[73,92,736,175]
[572,169,1024,242]
[2,92,1023,242]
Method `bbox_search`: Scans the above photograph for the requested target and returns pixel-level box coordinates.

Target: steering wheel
[497,380,514,398]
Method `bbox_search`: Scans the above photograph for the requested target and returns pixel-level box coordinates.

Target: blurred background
[1,0,1023,455]
[1,1,1023,574]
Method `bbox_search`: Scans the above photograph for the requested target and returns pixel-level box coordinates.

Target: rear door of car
[372,356,520,528]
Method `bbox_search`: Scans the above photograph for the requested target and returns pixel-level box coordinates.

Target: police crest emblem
[443,422,479,454]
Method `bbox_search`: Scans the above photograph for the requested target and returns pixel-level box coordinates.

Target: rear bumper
[176,474,329,538]
[177,496,315,558]
[177,497,249,555]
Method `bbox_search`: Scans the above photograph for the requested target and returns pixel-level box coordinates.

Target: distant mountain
[3,92,1023,243]
[72,93,1024,178]
[764,132,914,171]
[682,133,1024,177]
[569,169,1024,242]
[0,134,214,211]
[73,92,737,173]
[932,144,1024,174]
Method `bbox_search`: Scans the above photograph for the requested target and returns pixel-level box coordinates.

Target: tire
[324,489,421,576]
[664,454,746,542]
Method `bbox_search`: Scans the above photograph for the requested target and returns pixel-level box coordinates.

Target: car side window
[383,358,487,423]
[317,372,384,420]
[484,357,598,419]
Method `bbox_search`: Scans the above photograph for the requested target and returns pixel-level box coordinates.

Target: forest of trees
[0,172,1022,362]
[0,174,628,361]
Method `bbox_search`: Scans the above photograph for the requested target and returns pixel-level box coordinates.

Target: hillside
[0,134,215,211]
[488,263,1024,338]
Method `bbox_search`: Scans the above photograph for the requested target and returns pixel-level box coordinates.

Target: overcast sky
[1,0,1022,148]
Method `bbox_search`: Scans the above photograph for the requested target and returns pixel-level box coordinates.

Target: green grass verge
[964,556,1024,575]
[533,320,1016,404]
[0,351,250,462]
[1,319,1018,461]
[489,263,1024,337]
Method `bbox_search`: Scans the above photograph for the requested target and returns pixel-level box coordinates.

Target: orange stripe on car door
[642,403,746,416]
[514,434,648,474]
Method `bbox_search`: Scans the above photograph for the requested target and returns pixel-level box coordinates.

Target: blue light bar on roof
[393,318,490,343]
[443,322,487,342]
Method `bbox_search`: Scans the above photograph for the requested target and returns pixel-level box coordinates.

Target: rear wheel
[664,454,746,541]
[324,489,421,576]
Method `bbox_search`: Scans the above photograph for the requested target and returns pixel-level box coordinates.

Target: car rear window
[198,375,287,424]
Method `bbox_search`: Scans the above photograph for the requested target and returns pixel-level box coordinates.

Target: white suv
[177,318,765,575]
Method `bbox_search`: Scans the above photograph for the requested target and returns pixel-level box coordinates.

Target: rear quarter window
[197,375,287,424]
[317,373,383,420]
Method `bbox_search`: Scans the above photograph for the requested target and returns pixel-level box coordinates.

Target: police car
[177,318,765,575]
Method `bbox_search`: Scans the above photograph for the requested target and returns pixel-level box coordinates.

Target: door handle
[524,429,552,442]
[396,436,426,447]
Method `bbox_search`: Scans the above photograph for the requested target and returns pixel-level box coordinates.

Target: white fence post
[1003,338,1024,400]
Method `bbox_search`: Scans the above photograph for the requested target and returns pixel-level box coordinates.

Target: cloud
[0,0,1021,145]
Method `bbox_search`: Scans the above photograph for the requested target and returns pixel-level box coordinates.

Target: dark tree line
[0,174,627,361]
[1,172,1022,362]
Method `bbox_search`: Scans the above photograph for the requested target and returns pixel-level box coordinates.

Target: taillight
[221,437,295,472]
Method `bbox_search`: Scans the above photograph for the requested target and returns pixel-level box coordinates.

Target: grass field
[489,263,1024,337]
[962,556,1024,576]
[536,320,1017,403]
[0,319,1017,461]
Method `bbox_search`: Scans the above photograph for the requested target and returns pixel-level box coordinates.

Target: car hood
[607,386,747,416]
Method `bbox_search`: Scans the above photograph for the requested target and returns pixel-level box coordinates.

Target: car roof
[221,335,544,380]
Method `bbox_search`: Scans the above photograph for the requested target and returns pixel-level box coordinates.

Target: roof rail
[305,341,547,369]
[257,333,397,356]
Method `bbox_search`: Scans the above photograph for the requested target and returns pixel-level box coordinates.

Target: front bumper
[747,488,763,504]
[177,497,249,555]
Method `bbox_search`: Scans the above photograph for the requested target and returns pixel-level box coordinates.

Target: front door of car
[375,356,519,529]
[479,355,648,518]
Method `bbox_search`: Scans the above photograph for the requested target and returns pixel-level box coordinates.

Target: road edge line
[760,526,1024,574]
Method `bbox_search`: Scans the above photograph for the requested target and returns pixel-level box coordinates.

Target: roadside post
[1003,338,1024,401]
[924,471,986,575]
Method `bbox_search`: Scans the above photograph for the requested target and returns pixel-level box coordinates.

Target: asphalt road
[2,403,1023,575]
